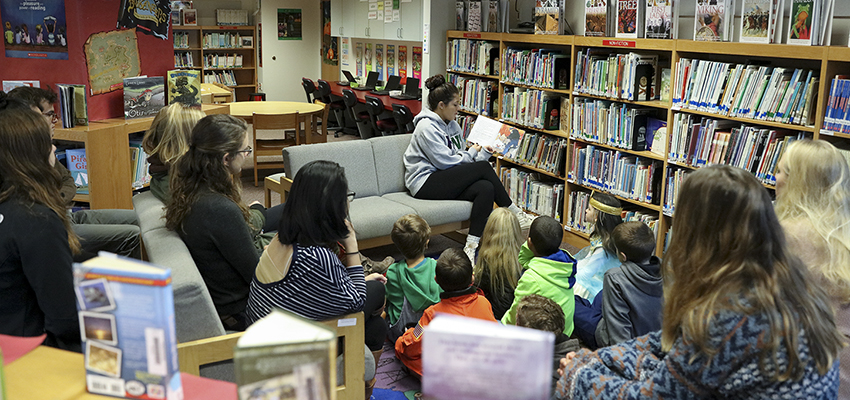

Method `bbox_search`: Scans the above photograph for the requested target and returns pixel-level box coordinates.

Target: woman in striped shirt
[246,160,388,351]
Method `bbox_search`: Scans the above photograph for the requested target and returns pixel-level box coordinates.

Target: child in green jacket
[501,216,577,335]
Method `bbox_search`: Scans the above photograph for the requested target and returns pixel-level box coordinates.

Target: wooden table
[200,83,234,104]
[226,101,324,124]
[3,345,237,399]
[327,81,422,115]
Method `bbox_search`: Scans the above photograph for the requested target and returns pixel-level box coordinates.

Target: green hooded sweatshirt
[501,242,577,335]
[385,258,442,324]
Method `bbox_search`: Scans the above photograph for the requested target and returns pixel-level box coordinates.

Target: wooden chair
[307,100,331,144]
[251,112,300,186]
[177,312,365,400]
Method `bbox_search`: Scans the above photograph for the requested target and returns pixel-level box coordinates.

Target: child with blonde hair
[473,207,523,319]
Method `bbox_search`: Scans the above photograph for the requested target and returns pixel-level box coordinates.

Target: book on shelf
[66,148,89,195]
[787,0,834,46]
[167,69,201,108]
[449,73,497,116]
[663,167,691,215]
[694,0,735,42]
[644,0,676,39]
[585,0,613,37]
[535,0,561,35]
[422,314,554,400]
[73,254,181,399]
[448,39,498,76]
[659,68,671,103]
[467,115,526,159]
[573,50,659,101]
[502,47,568,89]
[568,143,661,204]
[56,84,88,128]
[559,96,571,132]
[456,1,466,30]
[502,87,562,130]
[823,75,850,133]
[570,98,655,151]
[500,166,566,219]
[129,139,152,189]
[647,116,667,156]
[486,0,500,32]
[235,310,335,400]
[123,77,165,120]
[467,0,482,32]
[616,0,645,38]
[740,0,784,43]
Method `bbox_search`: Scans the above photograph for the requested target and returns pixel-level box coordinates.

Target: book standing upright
[694,0,735,41]
[644,0,676,39]
[616,0,645,38]
[585,0,610,37]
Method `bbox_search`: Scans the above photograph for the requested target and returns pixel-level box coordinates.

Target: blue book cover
[65,148,88,195]
[73,255,181,399]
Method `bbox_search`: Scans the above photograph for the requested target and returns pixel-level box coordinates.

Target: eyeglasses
[42,110,57,123]
[347,192,356,202]
[237,146,253,155]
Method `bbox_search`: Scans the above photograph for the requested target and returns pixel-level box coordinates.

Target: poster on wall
[321,0,337,65]
[1,0,69,59]
[412,46,422,81]
[117,0,171,40]
[365,43,372,74]
[84,29,141,94]
[386,44,395,76]
[340,37,350,74]
[398,45,407,80]
[277,9,302,40]
[376,44,383,81]
[356,42,363,78]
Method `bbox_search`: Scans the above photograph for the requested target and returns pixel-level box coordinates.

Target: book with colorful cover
[487,0,500,32]
[123,77,165,119]
[467,115,526,159]
[413,47,423,80]
[73,254,181,399]
[616,0,642,38]
[365,43,373,76]
[468,0,482,31]
[387,45,396,76]
[585,0,609,36]
[787,0,814,45]
[535,0,561,35]
[66,148,89,195]
[740,0,772,43]
[645,0,675,39]
[398,46,408,80]
[56,84,88,128]
[694,0,732,41]
[166,70,200,108]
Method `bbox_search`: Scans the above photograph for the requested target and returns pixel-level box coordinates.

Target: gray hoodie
[403,107,491,196]
[595,256,663,348]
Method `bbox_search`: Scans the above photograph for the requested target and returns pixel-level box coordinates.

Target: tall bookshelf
[173,25,258,101]
[447,31,850,255]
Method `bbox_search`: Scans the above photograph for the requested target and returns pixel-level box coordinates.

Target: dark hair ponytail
[425,74,459,111]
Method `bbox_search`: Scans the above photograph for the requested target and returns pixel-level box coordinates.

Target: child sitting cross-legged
[501,216,578,336]
[384,214,442,342]
[395,247,497,378]
[573,221,663,349]
[516,294,580,395]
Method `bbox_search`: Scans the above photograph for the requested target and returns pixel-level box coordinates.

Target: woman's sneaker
[514,211,536,231]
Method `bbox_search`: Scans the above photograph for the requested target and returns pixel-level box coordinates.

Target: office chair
[249,93,266,101]
[343,89,373,139]
[301,77,316,103]
[392,104,415,134]
[316,79,346,129]
[364,95,398,136]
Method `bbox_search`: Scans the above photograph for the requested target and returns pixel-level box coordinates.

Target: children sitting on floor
[384,214,442,342]
[573,221,663,349]
[501,216,577,336]
[516,294,580,395]
[395,247,496,378]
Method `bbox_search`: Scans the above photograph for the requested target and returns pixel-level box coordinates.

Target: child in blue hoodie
[403,74,533,263]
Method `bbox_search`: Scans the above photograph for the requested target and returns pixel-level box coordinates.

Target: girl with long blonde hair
[473,207,523,319]
[774,139,850,398]
[141,103,205,204]
[0,94,81,351]
[556,165,842,399]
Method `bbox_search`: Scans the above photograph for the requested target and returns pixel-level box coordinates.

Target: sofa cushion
[283,140,379,198]
[381,192,472,227]
[348,196,416,240]
[370,134,412,195]
[134,190,167,233]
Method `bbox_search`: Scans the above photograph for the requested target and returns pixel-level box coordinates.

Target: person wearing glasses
[166,114,264,331]
[6,86,141,262]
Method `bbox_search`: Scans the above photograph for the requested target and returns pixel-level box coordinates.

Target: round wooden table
[226,101,324,123]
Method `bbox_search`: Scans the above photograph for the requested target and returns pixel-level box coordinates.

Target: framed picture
[170,1,193,9]
[240,36,253,47]
[182,8,197,26]
[171,9,181,26]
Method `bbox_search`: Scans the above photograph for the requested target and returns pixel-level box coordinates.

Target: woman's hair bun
[425,74,446,90]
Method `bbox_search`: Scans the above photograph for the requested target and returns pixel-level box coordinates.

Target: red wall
[0,0,173,120]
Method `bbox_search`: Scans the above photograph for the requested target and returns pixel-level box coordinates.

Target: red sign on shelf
[603,40,636,48]
[463,33,482,39]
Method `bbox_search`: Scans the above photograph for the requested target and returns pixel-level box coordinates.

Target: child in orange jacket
[394,247,497,377]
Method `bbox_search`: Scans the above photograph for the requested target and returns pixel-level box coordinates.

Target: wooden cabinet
[173,25,258,102]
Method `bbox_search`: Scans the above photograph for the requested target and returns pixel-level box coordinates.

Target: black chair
[343,89,373,139]
[316,79,346,129]
[392,104,414,134]
[364,95,398,136]
[301,77,316,103]
[249,93,266,101]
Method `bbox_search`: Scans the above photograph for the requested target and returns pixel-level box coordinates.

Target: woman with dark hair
[404,74,532,263]
[0,93,81,351]
[165,114,260,331]
[246,160,387,351]
[556,165,843,398]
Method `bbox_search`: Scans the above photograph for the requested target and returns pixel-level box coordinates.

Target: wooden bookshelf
[173,25,258,101]
[447,31,848,255]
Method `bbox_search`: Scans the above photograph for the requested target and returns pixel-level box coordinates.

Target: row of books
[662,167,690,215]
[457,114,476,139]
[173,31,193,48]
[667,113,804,184]
[448,73,497,117]
[585,0,676,39]
[129,140,152,189]
[61,142,150,195]
[504,131,568,176]
[568,143,661,204]
[565,190,658,236]
[174,52,195,68]
[498,167,565,220]
[202,32,248,49]
[57,84,88,129]
[204,53,245,68]
[570,98,666,154]
[672,58,819,126]
[573,51,660,101]
[501,87,560,130]
[203,70,238,87]
[501,47,570,90]
[456,0,509,33]
[823,76,850,134]
[447,39,499,76]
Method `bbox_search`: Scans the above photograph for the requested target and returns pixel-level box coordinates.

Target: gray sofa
[272,133,472,249]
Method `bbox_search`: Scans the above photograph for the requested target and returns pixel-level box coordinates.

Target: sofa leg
[365,376,377,400]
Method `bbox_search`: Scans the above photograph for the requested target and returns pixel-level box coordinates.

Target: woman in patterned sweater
[555,165,843,399]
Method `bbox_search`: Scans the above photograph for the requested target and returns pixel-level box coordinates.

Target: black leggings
[364,280,388,351]
[414,161,512,237]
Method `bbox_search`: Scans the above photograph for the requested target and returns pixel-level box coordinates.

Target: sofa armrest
[177,332,244,376]
[264,174,294,208]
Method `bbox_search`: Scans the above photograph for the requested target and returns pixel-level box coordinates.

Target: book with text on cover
[616,0,644,38]
[644,0,675,39]
[466,115,526,159]
[66,148,89,195]
[234,310,336,400]
[166,69,201,108]
[585,0,609,37]
[694,0,734,41]
[123,77,165,119]
[534,0,561,35]
[422,314,554,400]
[73,254,181,399]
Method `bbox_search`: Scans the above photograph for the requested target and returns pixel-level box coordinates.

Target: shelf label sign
[603,40,636,48]
[463,33,482,39]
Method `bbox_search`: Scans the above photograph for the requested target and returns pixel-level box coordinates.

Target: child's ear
[526,237,535,253]
[618,251,627,263]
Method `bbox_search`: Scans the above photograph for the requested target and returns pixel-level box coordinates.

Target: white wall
[422,0,454,104]
[259,0,321,101]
